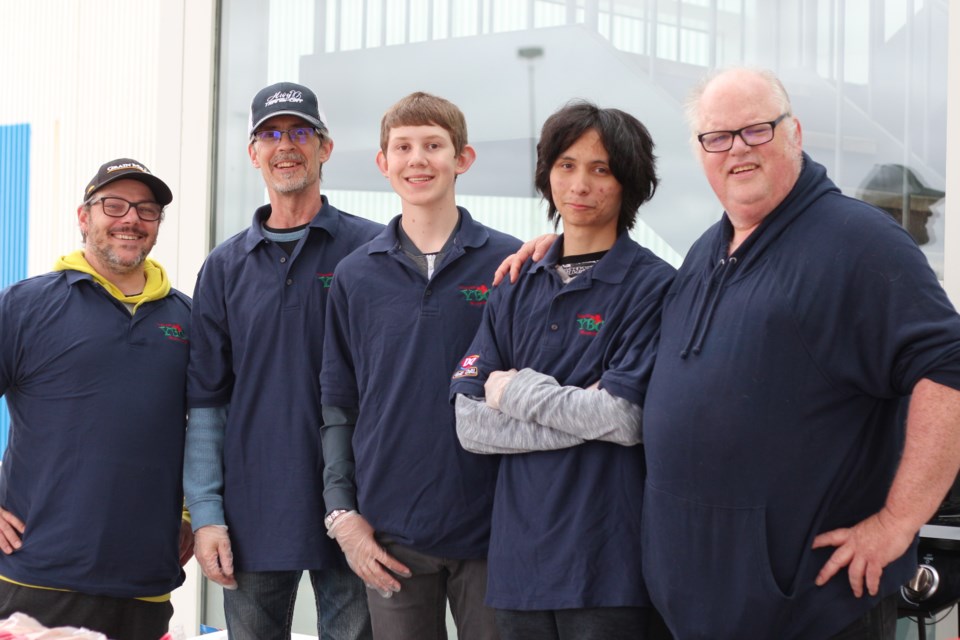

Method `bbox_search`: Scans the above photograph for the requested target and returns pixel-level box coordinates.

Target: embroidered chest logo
[316,273,334,288]
[576,313,604,336]
[452,354,480,379]
[459,284,489,306]
[157,323,188,343]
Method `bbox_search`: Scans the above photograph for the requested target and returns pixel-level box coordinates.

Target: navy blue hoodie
[642,154,960,639]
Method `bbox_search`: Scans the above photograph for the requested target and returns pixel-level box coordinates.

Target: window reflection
[212,0,951,630]
[857,164,944,247]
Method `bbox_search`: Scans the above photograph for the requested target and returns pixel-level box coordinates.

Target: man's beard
[85,226,154,274]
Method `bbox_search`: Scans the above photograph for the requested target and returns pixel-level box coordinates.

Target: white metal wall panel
[0,0,161,278]
[0,0,217,632]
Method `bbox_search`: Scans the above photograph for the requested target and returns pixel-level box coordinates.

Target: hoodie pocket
[642,484,792,639]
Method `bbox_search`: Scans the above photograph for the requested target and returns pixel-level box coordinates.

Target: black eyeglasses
[88,196,163,221]
[252,127,322,145]
[697,113,791,153]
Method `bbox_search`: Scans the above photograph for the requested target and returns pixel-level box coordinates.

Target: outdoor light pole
[518,46,544,197]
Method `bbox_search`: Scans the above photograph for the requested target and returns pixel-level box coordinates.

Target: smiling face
[78,179,160,277]
[695,69,803,229]
[248,114,332,195]
[376,124,475,211]
[549,128,623,244]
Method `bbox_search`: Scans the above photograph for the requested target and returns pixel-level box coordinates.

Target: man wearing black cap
[185,82,380,639]
[0,158,193,639]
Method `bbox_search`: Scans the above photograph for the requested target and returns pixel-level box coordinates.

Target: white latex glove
[328,511,411,598]
[194,524,237,589]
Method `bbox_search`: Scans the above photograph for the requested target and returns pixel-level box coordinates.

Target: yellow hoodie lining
[0,574,171,603]
[54,250,171,312]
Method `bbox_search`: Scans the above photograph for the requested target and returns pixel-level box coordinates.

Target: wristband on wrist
[324,509,350,531]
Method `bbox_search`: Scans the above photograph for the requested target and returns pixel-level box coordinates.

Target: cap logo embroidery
[106,162,148,174]
[265,90,304,107]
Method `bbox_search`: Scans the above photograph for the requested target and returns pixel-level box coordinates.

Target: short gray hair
[683,67,797,140]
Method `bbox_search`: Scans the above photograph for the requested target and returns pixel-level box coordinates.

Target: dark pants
[496,606,673,640]
[0,580,172,640]
[223,567,372,640]
[828,593,899,640]
[366,539,498,640]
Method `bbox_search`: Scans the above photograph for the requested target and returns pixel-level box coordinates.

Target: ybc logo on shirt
[157,323,188,343]
[316,273,334,288]
[452,354,480,379]
[459,284,489,306]
[577,313,604,336]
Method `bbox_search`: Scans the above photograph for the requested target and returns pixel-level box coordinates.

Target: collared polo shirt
[0,270,190,598]
[321,208,521,559]
[187,198,383,571]
[450,232,675,609]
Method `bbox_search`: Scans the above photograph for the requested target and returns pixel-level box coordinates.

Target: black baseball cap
[83,158,173,206]
[248,82,327,136]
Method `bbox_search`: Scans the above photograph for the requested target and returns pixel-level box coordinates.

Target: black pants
[496,606,673,640]
[0,580,173,640]
[828,593,899,640]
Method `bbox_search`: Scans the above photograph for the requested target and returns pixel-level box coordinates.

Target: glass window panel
[534,0,566,27]
[844,0,870,84]
[216,0,948,276]
[409,0,433,42]
[384,1,407,45]
[209,0,950,628]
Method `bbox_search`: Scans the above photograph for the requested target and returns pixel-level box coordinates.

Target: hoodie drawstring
[680,256,738,358]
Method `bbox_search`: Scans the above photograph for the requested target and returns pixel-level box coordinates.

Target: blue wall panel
[0,124,30,453]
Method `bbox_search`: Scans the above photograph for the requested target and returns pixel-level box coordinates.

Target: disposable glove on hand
[194,524,237,590]
[328,511,411,598]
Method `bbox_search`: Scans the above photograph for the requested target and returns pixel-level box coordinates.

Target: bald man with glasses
[642,67,960,640]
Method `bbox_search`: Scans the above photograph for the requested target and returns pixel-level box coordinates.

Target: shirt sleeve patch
[452,354,480,379]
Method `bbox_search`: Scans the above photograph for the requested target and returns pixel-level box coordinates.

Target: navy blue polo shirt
[450,232,675,609]
[0,271,190,598]
[187,198,383,571]
[321,208,521,559]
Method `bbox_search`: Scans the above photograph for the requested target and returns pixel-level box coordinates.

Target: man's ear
[248,142,260,168]
[375,149,389,177]
[77,205,90,241]
[318,137,334,163]
[456,145,477,175]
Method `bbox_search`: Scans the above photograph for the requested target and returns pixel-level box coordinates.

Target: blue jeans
[223,567,372,640]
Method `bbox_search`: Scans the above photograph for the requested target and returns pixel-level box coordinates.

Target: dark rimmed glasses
[88,196,163,222]
[252,127,322,145]
[697,113,791,153]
